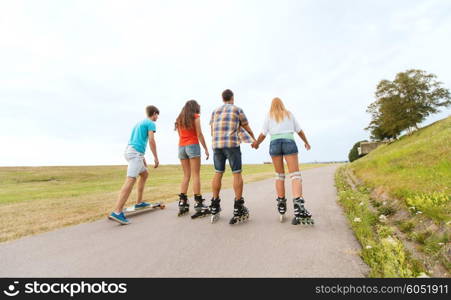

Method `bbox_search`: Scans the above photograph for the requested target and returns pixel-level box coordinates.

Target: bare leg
[114,177,137,213]
[285,154,302,198]
[180,159,191,194]
[136,170,149,204]
[232,172,243,199]
[189,157,201,195]
[271,155,285,198]
[212,172,223,198]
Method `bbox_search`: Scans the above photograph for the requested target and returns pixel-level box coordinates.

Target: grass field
[340,116,451,277]
[351,116,451,223]
[0,163,327,243]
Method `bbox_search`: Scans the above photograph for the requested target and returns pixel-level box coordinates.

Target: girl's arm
[194,118,210,160]
[297,130,311,150]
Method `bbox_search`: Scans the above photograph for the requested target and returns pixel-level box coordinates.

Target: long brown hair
[175,100,200,130]
[269,97,291,123]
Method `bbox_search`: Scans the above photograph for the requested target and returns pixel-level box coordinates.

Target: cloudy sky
[1,0,450,166]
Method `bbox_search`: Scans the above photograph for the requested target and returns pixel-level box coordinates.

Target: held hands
[154,158,159,168]
[204,148,210,160]
[305,143,311,151]
[251,141,259,149]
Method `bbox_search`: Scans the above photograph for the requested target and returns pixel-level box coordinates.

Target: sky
[1,0,450,166]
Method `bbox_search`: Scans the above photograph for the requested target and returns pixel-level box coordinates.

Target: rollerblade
[229,197,249,225]
[276,197,287,222]
[191,195,211,219]
[210,198,221,223]
[291,197,314,225]
[177,193,189,216]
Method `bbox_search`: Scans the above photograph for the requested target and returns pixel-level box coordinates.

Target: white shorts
[124,146,147,178]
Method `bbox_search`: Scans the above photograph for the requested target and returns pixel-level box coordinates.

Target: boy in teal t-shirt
[128,118,157,154]
[108,105,160,225]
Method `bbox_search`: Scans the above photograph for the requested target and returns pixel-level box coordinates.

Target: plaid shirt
[210,104,250,149]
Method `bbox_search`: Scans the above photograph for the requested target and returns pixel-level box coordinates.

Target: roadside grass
[0,163,328,243]
[335,166,425,277]
[351,116,451,224]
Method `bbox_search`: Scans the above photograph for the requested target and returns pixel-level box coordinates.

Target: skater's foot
[191,209,211,219]
[177,193,189,216]
[134,202,151,209]
[108,212,130,225]
[209,198,221,223]
[276,197,287,215]
[292,197,314,225]
[229,197,249,225]
[191,195,211,219]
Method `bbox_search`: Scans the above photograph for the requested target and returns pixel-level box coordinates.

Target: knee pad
[289,171,302,181]
[275,173,286,181]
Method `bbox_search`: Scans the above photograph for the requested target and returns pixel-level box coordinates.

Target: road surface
[0,165,369,277]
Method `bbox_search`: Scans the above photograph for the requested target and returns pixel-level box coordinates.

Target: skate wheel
[211,214,219,224]
[279,214,284,223]
[160,204,165,209]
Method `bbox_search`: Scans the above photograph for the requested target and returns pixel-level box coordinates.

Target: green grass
[335,166,425,277]
[396,220,415,233]
[0,164,302,205]
[351,116,451,223]
[0,163,327,243]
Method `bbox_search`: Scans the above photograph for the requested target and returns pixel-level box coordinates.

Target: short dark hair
[222,89,234,102]
[146,105,160,117]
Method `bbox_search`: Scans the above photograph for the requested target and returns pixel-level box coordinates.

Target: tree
[366,69,451,140]
[348,140,367,162]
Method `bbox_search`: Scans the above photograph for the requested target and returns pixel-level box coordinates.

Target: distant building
[358,141,387,155]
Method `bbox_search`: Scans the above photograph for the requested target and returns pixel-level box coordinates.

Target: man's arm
[238,108,255,141]
[252,133,266,149]
[148,131,159,168]
[297,130,311,150]
[241,123,256,141]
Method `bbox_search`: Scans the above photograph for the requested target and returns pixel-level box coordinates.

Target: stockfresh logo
[3,281,20,297]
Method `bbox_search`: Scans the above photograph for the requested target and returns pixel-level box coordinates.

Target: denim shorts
[269,139,298,157]
[178,144,201,160]
[213,147,242,173]
[124,146,148,178]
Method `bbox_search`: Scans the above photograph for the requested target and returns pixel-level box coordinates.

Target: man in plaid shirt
[208,89,256,223]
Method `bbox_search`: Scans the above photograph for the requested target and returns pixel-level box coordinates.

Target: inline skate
[209,198,221,223]
[177,193,189,216]
[291,197,314,225]
[191,195,211,219]
[229,197,249,225]
[276,197,287,222]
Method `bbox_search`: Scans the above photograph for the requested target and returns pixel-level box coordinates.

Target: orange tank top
[178,114,200,146]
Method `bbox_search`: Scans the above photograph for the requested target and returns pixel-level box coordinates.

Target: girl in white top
[252,97,313,225]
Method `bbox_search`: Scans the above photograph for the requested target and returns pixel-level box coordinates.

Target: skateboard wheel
[160,204,165,209]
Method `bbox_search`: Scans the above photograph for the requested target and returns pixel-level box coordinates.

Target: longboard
[123,202,165,217]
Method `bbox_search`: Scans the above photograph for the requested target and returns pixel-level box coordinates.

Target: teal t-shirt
[128,119,157,154]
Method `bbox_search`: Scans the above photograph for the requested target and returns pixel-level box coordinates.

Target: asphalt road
[0,165,369,277]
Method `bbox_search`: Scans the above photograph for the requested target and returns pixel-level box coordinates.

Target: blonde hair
[269,97,291,123]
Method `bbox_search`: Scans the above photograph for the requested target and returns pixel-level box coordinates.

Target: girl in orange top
[175,100,210,218]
